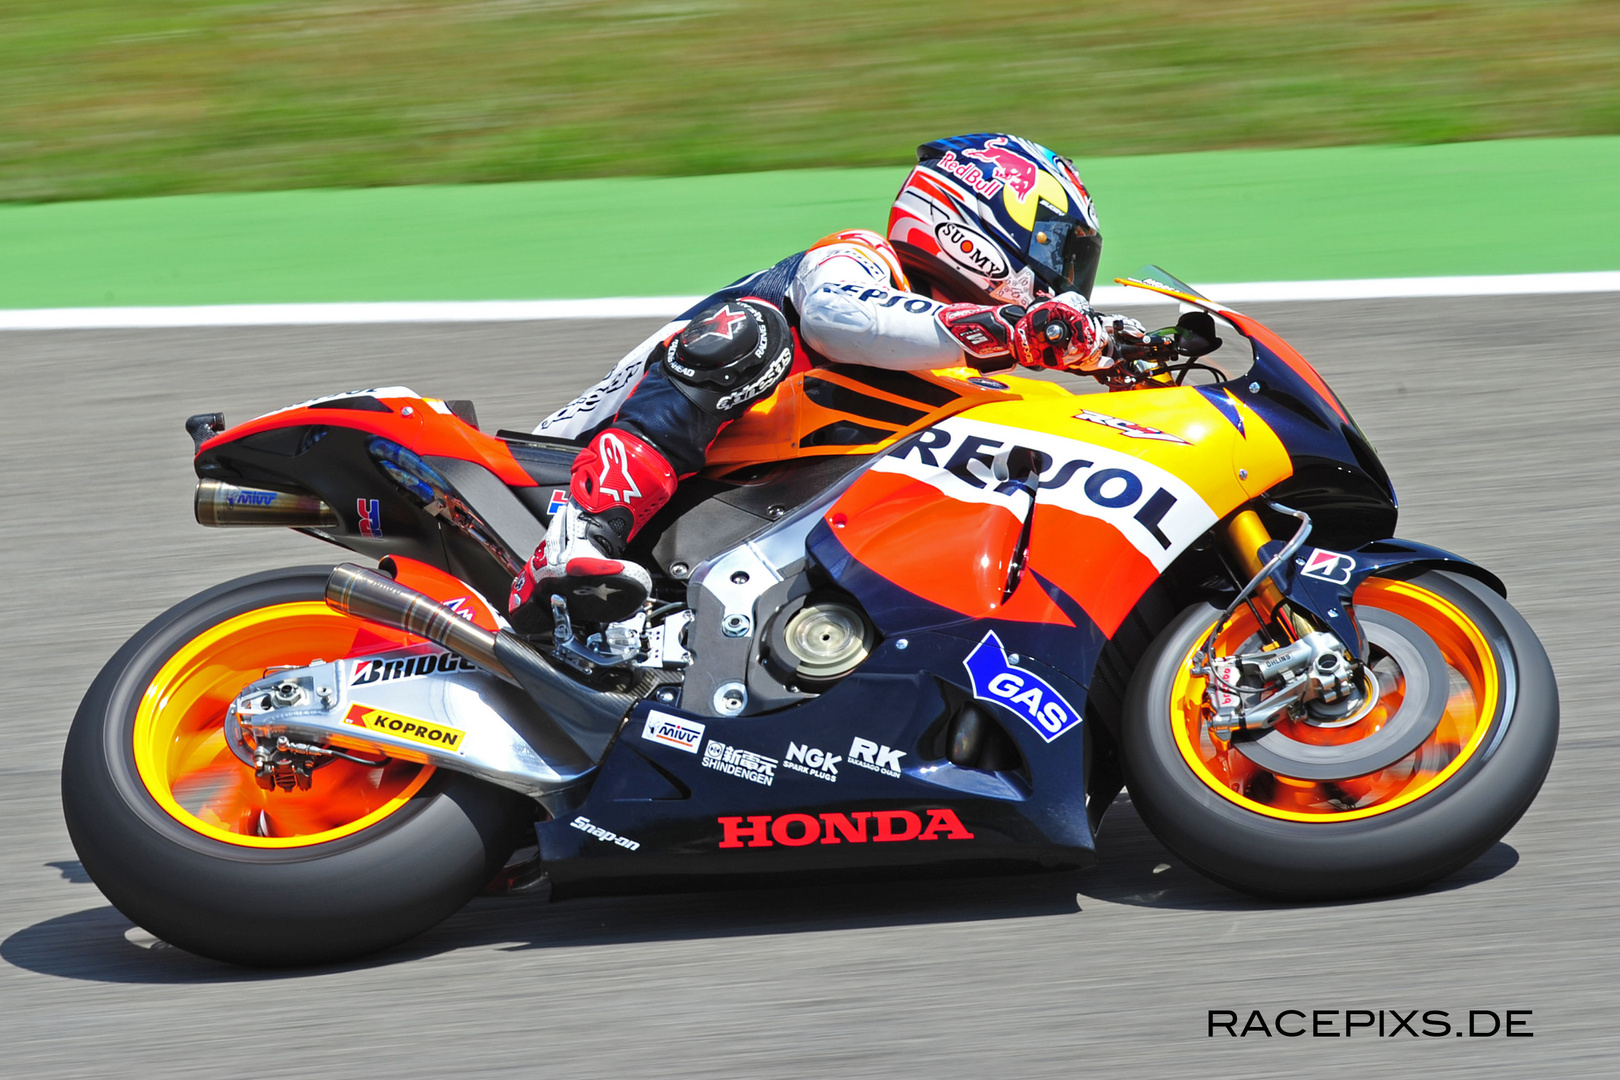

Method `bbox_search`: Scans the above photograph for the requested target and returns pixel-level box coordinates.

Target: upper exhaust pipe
[324,564,629,748]
[326,562,510,678]
[196,480,339,528]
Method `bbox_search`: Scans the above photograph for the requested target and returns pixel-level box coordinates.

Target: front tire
[1120,571,1557,899]
[62,566,536,966]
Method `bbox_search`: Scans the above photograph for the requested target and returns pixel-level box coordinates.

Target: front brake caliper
[1204,631,1358,737]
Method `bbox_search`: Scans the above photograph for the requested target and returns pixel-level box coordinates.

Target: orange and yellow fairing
[705,365,1041,468]
[814,377,1292,637]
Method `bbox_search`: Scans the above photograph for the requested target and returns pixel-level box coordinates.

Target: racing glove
[938,297,1106,371]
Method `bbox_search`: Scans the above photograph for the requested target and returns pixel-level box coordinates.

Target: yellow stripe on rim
[133,601,434,848]
[1170,579,1500,822]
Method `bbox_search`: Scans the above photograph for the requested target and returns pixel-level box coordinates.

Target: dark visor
[1026,215,1101,300]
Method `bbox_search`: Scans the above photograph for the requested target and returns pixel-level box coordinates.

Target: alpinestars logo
[714,345,793,412]
[595,433,642,503]
[695,304,749,341]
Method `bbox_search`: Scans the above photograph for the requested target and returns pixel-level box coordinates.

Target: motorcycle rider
[510,132,1146,629]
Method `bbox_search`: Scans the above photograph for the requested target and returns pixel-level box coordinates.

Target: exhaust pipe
[324,563,628,743]
[196,480,339,528]
[326,563,510,677]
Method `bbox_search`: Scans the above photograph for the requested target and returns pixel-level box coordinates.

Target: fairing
[1115,268,1399,548]
[811,388,1292,693]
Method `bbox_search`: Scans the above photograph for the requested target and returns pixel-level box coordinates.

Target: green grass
[3,137,1616,307]
[3,1,1619,203]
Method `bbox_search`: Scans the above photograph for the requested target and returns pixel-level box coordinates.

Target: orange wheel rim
[133,602,435,848]
[1170,578,1499,822]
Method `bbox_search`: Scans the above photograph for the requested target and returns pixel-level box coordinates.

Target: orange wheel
[62,567,533,966]
[133,600,432,847]
[1168,576,1495,822]
[1120,570,1557,900]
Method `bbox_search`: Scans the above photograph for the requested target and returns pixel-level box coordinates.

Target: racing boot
[509,427,677,630]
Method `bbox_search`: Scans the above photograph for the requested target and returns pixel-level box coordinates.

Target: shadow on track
[2,802,1517,984]
[1073,797,1520,909]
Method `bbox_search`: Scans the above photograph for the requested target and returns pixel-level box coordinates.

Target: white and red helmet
[888,133,1102,306]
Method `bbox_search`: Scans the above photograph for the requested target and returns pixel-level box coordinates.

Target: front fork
[1203,505,1365,736]
[1224,509,1313,645]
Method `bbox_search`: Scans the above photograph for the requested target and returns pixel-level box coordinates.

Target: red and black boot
[509,428,677,628]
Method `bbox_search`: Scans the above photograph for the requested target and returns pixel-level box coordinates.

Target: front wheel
[62,566,537,966]
[1120,570,1557,900]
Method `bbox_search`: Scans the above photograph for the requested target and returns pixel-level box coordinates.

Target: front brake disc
[1233,609,1450,781]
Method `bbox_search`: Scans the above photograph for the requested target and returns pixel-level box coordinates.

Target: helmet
[888,134,1102,306]
[661,297,795,416]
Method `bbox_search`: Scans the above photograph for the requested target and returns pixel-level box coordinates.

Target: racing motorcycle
[62,268,1558,966]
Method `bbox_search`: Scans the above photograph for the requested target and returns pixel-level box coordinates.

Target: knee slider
[662,297,795,416]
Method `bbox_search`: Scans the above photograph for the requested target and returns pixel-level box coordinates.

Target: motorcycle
[62,268,1558,966]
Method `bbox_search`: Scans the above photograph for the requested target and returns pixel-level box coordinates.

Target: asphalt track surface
[2,296,1617,1077]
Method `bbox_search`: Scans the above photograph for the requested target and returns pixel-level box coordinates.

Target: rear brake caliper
[227,677,371,791]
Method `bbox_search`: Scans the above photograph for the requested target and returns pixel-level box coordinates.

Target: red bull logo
[934,151,1003,199]
[963,137,1040,201]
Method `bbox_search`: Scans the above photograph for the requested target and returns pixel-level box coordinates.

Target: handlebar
[1066,311,1223,385]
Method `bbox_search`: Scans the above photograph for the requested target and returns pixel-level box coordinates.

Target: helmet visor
[1027,217,1101,300]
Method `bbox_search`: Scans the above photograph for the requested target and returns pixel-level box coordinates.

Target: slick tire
[1120,571,1557,900]
[62,566,536,967]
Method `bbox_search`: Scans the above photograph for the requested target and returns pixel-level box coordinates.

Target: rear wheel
[62,566,536,966]
[1120,570,1557,899]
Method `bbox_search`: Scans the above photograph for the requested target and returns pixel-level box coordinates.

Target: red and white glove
[939,298,1106,371]
[1014,300,1106,370]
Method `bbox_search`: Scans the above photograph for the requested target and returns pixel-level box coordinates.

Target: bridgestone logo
[352,651,478,686]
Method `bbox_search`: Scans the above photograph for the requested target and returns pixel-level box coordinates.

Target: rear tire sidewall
[1120,571,1558,900]
[62,566,535,966]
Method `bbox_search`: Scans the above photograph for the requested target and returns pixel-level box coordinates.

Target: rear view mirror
[1174,310,1223,358]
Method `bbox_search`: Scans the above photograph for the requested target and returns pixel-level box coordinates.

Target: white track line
[1,272,1616,330]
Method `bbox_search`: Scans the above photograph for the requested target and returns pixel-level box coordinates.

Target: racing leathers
[509,229,1134,628]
